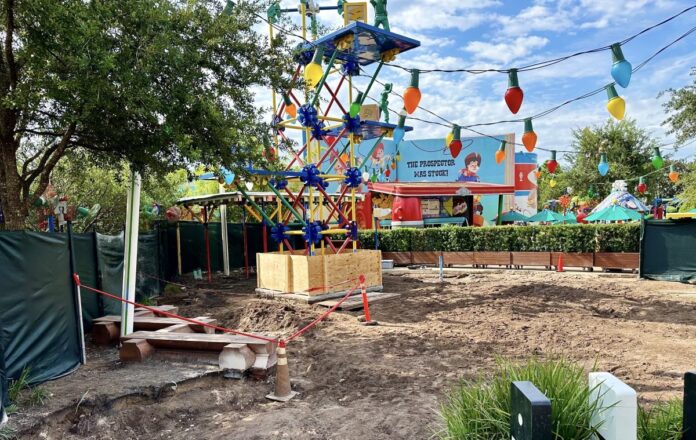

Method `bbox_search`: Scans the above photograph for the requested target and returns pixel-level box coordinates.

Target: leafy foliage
[1,0,293,229]
[663,68,696,146]
[538,119,669,206]
[359,224,640,253]
[676,161,696,211]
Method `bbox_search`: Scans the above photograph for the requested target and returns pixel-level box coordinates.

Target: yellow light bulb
[304,62,323,89]
[606,96,625,120]
[549,178,557,188]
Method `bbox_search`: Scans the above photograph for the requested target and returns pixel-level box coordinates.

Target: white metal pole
[120,169,141,337]
[219,183,230,276]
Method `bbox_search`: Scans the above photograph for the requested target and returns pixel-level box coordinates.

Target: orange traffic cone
[557,254,564,272]
[266,341,298,402]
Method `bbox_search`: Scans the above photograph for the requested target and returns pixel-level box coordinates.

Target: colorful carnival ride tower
[240,1,421,299]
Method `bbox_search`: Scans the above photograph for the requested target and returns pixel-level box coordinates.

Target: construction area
[5,269,696,439]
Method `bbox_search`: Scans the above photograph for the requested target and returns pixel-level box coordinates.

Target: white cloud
[496,4,576,37]
[465,36,550,64]
[388,0,500,32]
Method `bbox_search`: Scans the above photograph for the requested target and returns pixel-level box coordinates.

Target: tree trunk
[0,144,26,230]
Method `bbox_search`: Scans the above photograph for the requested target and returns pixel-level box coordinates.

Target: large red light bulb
[505,69,524,114]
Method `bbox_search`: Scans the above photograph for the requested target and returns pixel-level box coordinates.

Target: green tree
[0,0,292,230]
[663,68,696,145]
[675,161,696,211]
[555,119,671,203]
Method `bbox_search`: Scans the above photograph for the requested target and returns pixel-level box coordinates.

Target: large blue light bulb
[610,43,632,88]
[598,153,610,176]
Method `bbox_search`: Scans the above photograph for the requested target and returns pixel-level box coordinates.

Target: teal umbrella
[527,209,565,223]
[560,211,578,224]
[585,204,642,223]
[496,210,529,223]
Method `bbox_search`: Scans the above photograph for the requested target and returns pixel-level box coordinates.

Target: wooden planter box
[511,252,551,267]
[257,249,382,296]
[551,252,594,269]
[473,251,511,267]
[594,252,639,270]
[443,252,475,266]
[382,252,412,266]
[411,251,441,265]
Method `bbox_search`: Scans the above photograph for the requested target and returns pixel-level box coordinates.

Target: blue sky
[264,1,696,164]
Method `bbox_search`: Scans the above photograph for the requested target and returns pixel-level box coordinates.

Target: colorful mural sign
[323,133,535,224]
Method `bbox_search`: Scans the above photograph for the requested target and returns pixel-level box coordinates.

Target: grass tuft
[0,425,17,440]
[7,368,30,403]
[438,357,603,440]
[638,399,683,440]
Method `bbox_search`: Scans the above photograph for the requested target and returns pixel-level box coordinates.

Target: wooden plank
[256,284,384,304]
[511,252,551,267]
[443,252,474,266]
[382,252,412,266]
[134,305,179,317]
[121,331,273,351]
[92,322,119,345]
[551,252,594,268]
[411,251,441,265]
[155,323,194,333]
[93,315,216,332]
[473,252,511,266]
[594,252,639,270]
[120,339,154,362]
[315,292,400,310]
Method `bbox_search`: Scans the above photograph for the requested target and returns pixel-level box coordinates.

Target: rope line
[73,273,364,346]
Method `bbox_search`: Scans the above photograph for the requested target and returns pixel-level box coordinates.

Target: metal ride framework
[237,3,420,257]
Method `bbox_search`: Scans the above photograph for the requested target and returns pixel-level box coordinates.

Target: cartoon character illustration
[371,142,386,168]
[457,152,481,182]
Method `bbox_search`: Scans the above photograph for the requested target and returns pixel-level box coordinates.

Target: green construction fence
[640,218,696,282]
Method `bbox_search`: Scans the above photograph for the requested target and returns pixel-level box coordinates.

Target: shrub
[365,223,641,253]
[438,358,603,440]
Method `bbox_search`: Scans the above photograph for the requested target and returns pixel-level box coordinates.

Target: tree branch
[23,121,77,203]
[4,0,17,89]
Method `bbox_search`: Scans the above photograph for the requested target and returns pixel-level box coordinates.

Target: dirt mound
[218,299,319,335]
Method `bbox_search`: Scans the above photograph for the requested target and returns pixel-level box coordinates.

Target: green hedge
[358,223,640,253]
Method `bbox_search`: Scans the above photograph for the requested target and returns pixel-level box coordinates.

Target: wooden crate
[256,251,293,293]
[551,252,594,269]
[257,249,382,297]
[411,251,441,265]
[594,252,639,270]
[511,252,551,267]
[443,252,475,266]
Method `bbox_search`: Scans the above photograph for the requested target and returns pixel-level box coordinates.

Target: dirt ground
[9,268,696,439]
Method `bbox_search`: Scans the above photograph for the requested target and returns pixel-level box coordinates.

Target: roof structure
[176,191,363,208]
[367,182,516,197]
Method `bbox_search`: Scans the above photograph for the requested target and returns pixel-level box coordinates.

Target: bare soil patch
[11,269,696,439]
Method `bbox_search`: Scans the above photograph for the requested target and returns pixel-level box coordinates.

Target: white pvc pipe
[120,169,141,337]
[219,184,230,276]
